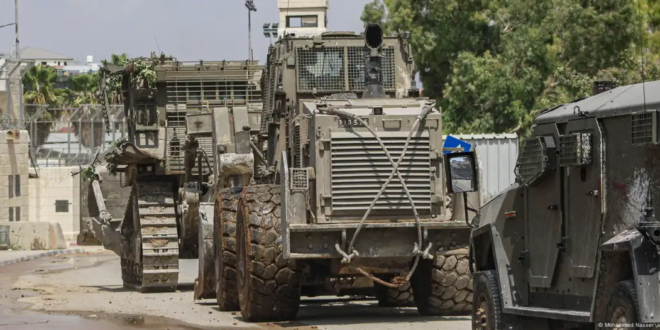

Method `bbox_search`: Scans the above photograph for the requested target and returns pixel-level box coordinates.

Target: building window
[286,15,318,28]
[14,175,20,197]
[64,62,68,65]
[15,207,20,221]
[41,61,47,66]
[55,200,69,213]
[8,207,13,222]
[7,176,13,198]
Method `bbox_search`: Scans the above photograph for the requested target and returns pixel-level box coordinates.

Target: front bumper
[283,221,471,259]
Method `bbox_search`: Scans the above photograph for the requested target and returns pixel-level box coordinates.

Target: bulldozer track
[122,181,180,292]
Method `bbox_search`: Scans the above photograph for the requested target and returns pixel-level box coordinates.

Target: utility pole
[245,0,257,61]
[15,0,19,59]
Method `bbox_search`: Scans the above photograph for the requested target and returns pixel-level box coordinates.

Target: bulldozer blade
[194,202,216,300]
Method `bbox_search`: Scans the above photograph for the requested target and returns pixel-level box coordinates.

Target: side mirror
[445,152,478,193]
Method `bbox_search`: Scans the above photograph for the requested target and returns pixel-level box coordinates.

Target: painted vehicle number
[338,117,369,128]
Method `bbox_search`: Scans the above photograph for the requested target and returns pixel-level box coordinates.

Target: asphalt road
[2,251,471,330]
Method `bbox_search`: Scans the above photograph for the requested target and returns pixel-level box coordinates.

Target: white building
[61,56,101,74]
[277,0,329,38]
[19,47,73,68]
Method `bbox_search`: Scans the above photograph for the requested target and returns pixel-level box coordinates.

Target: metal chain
[100,70,111,135]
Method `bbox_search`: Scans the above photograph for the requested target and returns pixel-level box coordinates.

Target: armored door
[521,124,563,288]
[561,118,602,278]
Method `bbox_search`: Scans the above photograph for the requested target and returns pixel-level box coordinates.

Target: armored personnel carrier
[468,80,660,329]
[203,24,481,322]
[81,53,263,292]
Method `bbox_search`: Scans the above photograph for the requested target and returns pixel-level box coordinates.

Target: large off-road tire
[472,270,504,330]
[215,187,241,311]
[599,281,642,330]
[236,185,301,322]
[411,249,473,315]
[375,281,415,307]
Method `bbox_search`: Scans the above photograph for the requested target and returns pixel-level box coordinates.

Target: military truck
[467,80,660,330]
[203,24,480,322]
[80,53,263,292]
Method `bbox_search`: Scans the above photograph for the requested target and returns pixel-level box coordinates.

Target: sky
[0,0,371,64]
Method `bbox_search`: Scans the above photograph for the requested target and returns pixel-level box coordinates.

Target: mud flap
[193,202,216,300]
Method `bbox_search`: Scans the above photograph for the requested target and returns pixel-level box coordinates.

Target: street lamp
[0,23,15,29]
[245,0,257,61]
[263,23,279,44]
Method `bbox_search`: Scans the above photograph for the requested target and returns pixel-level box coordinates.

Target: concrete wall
[3,222,66,250]
[0,129,29,222]
[29,166,80,240]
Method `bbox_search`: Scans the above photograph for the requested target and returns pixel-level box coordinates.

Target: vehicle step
[506,306,590,322]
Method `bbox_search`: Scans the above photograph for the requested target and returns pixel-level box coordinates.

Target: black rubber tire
[411,251,473,315]
[375,281,415,307]
[236,185,301,322]
[472,270,504,330]
[215,188,241,311]
[600,281,641,329]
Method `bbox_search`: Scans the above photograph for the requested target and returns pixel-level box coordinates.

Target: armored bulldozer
[202,24,481,322]
[468,80,660,330]
[81,53,263,292]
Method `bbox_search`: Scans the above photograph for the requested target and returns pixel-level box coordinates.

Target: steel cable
[328,102,434,286]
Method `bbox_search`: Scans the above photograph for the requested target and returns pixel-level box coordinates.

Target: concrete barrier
[1,222,67,250]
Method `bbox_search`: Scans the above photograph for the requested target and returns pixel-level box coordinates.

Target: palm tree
[111,53,128,66]
[22,65,64,147]
[105,53,128,104]
[22,65,62,107]
[71,73,99,106]
[70,73,104,148]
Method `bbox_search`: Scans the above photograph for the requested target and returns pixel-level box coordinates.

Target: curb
[0,248,88,267]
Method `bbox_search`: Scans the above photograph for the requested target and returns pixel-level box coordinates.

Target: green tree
[363,0,659,136]
[22,65,63,107]
[70,73,99,106]
[361,0,391,34]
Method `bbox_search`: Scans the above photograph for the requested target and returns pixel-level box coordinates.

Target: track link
[122,181,180,292]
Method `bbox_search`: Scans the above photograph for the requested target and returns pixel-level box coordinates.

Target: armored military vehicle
[81,53,263,292]
[467,80,660,330]
[205,24,480,322]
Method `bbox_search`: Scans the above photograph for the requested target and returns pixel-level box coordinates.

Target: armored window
[202,82,217,100]
[287,15,318,28]
[347,46,396,91]
[14,175,20,197]
[296,47,345,92]
[137,132,158,148]
[631,111,657,145]
[187,84,201,101]
[55,200,69,213]
[516,136,555,185]
[559,133,592,167]
[7,175,13,198]
[233,83,247,99]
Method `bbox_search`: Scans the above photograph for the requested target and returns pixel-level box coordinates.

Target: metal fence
[9,104,127,167]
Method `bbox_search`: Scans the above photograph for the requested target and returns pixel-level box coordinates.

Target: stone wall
[0,129,29,222]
